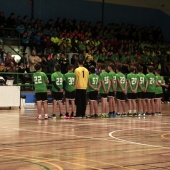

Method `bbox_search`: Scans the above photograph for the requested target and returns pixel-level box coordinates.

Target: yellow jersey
[74,66,89,89]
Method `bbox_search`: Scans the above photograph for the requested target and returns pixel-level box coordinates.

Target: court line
[10,159,50,170]
[0,147,136,170]
[0,151,103,170]
[0,154,63,170]
[109,128,170,149]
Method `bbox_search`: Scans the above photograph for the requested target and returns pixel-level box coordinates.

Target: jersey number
[82,71,84,78]
[120,77,125,84]
[149,78,155,84]
[131,78,137,85]
[113,76,116,83]
[56,78,63,85]
[104,76,109,84]
[68,77,75,85]
[34,76,42,84]
[92,77,98,85]
[140,77,144,84]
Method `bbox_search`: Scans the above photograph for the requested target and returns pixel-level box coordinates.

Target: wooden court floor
[0,103,170,170]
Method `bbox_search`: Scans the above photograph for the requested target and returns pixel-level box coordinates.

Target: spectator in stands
[33,32,42,54]
[59,53,69,74]
[51,33,59,53]
[6,13,16,28]
[4,52,16,68]
[22,32,32,53]
[48,54,58,72]
[41,56,48,73]
[19,53,30,72]
[28,50,42,72]
[0,11,6,26]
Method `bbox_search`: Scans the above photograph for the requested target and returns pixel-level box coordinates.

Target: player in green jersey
[127,65,138,116]
[145,66,156,115]
[99,64,110,117]
[51,64,64,118]
[86,66,100,118]
[108,63,117,117]
[155,69,165,115]
[63,64,76,118]
[137,65,147,116]
[116,64,127,116]
[33,64,49,119]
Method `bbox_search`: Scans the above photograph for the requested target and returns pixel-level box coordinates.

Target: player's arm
[107,80,111,92]
[117,79,124,93]
[134,79,138,93]
[128,80,134,92]
[88,81,97,91]
[101,80,106,92]
[52,81,60,91]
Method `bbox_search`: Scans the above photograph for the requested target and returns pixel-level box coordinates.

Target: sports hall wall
[1,0,170,41]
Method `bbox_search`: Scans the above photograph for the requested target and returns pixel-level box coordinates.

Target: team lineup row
[32,59,167,119]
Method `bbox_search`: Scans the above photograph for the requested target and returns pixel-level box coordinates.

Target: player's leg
[112,96,116,116]
[52,100,57,117]
[37,101,42,119]
[132,99,137,115]
[70,99,75,117]
[93,100,98,117]
[127,99,132,115]
[43,100,48,119]
[138,98,142,115]
[65,98,70,116]
[108,96,113,116]
[150,99,155,115]
[121,100,126,115]
[35,93,43,119]
[41,92,48,119]
[58,100,64,118]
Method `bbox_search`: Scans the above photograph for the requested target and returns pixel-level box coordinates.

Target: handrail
[0,27,22,58]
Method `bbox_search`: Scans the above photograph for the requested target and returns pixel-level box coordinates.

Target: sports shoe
[48,114,56,119]
[108,112,112,118]
[70,112,74,119]
[59,113,63,119]
[44,114,48,119]
[86,114,92,118]
[37,114,43,120]
[64,112,69,119]
[94,114,98,118]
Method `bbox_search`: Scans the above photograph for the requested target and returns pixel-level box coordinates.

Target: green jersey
[99,71,110,93]
[51,71,64,92]
[116,72,126,92]
[137,73,146,92]
[155,75,164,94]
[146,73,156,92]
[109,71,117,92]
[87,73,99,92]
[64,72,76,92]
[33,71,48,93]
[127,72,138,93]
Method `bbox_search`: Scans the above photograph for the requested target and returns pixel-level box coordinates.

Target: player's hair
[155,69,161,75]
[67,64,74,70]
[100,63,106,70]
[78,58,84,65]
[34,63,42,71]
[129,65,136,73]
[116,64,122,72]
[137,65,143,73]
[109,63,115,70]
[89,66,96,74]
[54,64,61,71]
[147,65,154,73]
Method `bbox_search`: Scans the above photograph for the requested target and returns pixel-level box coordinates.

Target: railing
[0,72,52,90]
[0,27,22,58]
